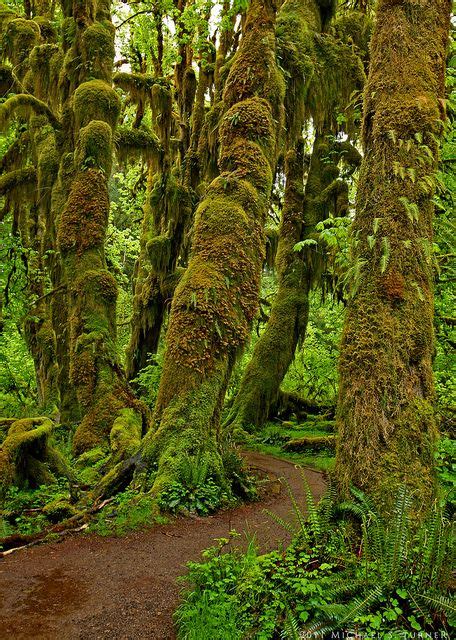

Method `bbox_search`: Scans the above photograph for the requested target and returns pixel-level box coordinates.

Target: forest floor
[0,451,325,640]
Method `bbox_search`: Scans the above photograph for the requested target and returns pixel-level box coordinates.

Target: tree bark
[137,0,286,493]
[335,0,451,514]
[56,0,145,453]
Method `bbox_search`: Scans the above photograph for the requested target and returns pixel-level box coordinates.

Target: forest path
[0,452,325,640]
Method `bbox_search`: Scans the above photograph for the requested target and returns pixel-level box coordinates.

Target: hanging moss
[307,31,366,133]
[0,166,36,199]
[29,43,60,99]
[61,16,76,51]
[147,235,172,275]
[2,17,40,76]
[73,79,121,131]
[113,71,156,104]
[114,125,161,166]
[0,63,19,96]
[335,0,451,517]
[81,20,115,82]
[0,93,61,131]
[276,0,320,142]
[332,11,372,61]
[33,16,57,42]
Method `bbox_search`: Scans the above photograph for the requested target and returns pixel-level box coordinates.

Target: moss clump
[58,168,109,254]
[29,43,60,99]
[33,16,57,42]
[113,71,156,103]
[75,120,113,174]
[283,435,335,453]
[81,20,115,82]
[0,166,36,198]
[115,125,161,166]
[73,79,121,131]
[42,498,78,522]
[147,235,172,275]
[109,408,142,465]
[0,418,71,497]
[3,18,40,73]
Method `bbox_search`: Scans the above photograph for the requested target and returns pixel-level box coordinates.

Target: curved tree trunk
[335,0,451,514]
[225,129,351,432]
[136,0,286,493]
[224,143,307,432]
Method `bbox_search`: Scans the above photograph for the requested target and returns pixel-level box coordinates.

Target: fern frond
[281,606,300,640]
[263,509,296,535]
[300,468,320,539]
[386,485,411,583]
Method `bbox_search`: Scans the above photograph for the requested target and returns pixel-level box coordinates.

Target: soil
[0,452,326,640]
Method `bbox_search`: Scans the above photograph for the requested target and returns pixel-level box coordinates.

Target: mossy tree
[55,0,146,454]
[225,0,366,433]
[335,0,451,515]
[0,2,61,413]
[127,0,287,495]
[121,4,233,382]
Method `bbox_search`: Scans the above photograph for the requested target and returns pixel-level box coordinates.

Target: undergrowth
[175,478,455,640]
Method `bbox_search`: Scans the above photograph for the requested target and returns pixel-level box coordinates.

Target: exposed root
[0,416,73,497]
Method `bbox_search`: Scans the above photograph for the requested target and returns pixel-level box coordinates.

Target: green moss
[81,20,115,82]
[42,498,78,522]
[0,166,36,198]
[73,79,121,131]
[33,16,57,42]
[3,17,40,72]
[29,43,60,98]
[109,408,142,464]
[146,234,172,274]
[75,120,113,174]
[58,169,109,254]
[115,125,161,165]
[134,0,286,496]
[0,417,71,496]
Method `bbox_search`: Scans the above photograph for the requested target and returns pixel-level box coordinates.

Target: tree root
[0,416,73,497]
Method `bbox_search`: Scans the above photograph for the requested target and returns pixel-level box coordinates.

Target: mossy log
[0,417,71,497]
[335,0,451,516]
[283,435,335,453]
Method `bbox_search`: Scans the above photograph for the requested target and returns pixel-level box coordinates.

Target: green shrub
[176,481,455,639]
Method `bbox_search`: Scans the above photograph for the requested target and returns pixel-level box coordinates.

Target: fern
[380,236,391,273]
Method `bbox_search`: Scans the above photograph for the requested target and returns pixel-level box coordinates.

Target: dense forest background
[0,0,454,635]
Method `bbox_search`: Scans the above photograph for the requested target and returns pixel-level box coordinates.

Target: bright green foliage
[1,477,74,540]
[88,488,167,537]
[176,485,455,639]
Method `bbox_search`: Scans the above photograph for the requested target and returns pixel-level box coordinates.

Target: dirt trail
[0,452,325,640]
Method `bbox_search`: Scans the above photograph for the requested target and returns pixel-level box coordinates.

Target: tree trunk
[138,0,286,493]
[335,0,451,514]
[56,0,145,454]
[224,143,307,432]
[225,128,351,432]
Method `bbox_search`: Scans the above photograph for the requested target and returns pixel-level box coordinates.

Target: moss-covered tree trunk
[225,128,352,432]
[56,0,144,453]
[335,0,451,513]
[224,144,307,432]
[137,0,285,492]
